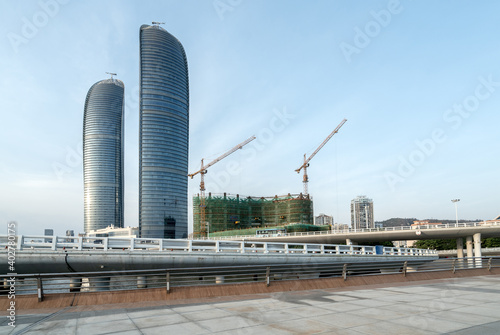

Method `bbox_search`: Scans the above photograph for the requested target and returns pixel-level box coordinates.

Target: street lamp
[451,199,460,225]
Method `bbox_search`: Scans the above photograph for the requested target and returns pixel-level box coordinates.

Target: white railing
[0,235,437,257]
[201,221,499,240]
[437,247,500,255]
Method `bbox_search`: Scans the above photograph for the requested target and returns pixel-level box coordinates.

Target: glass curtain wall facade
[139,24,189,238]
[83,78,125,232]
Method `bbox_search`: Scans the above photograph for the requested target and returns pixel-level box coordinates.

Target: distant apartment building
[315,213,333,226]
[350,196,374,230]
[332,223,349,230]
[65,230,75,242]
[44,229,54,243]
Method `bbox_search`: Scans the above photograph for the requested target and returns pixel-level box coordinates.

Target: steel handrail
[1,257,498,298]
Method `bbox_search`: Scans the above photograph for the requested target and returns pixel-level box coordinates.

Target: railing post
[188,240,192,252]
[452,259,457,273]
[266,266,270,287]
[303,245,308,254]
[103,238,108,251]
[78,237,83,251]
[264,243,268,254]
[488,258,492,271]
[320,244,325,254]
[402,261,407,277]
[37,277,44,302]
[215,241,220,253]
[158,239,163,251]
[240,241,245,253]
[51,236,57,250]
[130,238,135,251]
[343,264,348,281]
[17,235,23,250]
[166,271,170,294]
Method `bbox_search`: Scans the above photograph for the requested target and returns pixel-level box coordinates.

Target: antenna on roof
[106,72,117,79]
[152,21,165,26]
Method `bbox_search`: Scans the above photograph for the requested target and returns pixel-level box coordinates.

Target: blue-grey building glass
[83,78,125,232]
[139,24,189,238]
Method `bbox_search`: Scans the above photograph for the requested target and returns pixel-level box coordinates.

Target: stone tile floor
[1,275,500,334]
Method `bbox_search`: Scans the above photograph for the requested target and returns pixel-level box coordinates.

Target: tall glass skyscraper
[139,24,189,239]
[83,78,125,232]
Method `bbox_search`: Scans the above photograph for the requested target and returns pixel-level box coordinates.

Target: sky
[1,0,500,236]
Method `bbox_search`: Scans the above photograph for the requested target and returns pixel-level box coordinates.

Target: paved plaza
[1,275,500,334]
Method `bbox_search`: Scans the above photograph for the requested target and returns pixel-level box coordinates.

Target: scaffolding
[193,193,314,237]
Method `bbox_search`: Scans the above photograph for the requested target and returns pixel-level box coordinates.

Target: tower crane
[188,135,256,237]
[295,119,347,195]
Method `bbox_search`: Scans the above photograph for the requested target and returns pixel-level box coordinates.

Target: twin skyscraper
[83,23,189,238]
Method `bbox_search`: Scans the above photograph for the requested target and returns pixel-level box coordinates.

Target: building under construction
[193,193,314,237]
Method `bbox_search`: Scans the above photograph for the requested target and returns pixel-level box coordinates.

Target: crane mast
[295,118,347,195]
[188,135,256,237]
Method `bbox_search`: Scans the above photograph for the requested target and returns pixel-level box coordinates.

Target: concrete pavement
[2,275,500,335]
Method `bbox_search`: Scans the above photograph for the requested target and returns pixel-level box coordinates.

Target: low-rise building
[315,213,333,226]
[86,225,139,238]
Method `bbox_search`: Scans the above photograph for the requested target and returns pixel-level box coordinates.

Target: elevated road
[213,222,500,244]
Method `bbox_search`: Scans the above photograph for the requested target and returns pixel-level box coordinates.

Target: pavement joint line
[12,307,71,335]
[125,312,145,335]
[191,319,213,333]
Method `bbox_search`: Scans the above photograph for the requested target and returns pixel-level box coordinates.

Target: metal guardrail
[0,235,437,256]
[201,221,500,240]
[1,257,498,301]
[437,247,500,257]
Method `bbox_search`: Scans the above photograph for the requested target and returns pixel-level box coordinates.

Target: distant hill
[376,218,416,227]
[376,218,483,228]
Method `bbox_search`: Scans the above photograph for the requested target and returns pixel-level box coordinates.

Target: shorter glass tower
[83,77,125,232]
